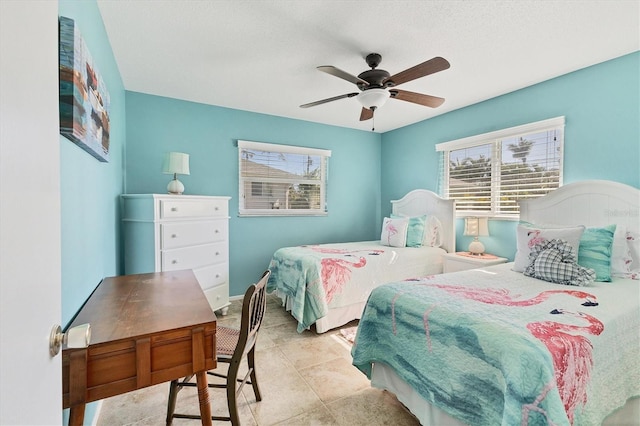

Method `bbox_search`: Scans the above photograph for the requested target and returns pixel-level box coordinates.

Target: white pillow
[612,229,640,280]
[380,217,409,248]
[512,224,585,272]
[611,226,633,276]
[628,230,640,279]
[423,215,443,248]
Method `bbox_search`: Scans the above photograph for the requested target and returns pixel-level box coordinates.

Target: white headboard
[519,180,639,232]
[391,189,456,253]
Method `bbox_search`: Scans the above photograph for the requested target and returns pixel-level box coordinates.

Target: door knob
[49,323,91,357]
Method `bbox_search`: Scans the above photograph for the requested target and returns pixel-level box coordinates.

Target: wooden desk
[62,270,217,426]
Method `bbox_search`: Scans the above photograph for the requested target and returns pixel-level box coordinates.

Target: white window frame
[436,117,564,219]
[238,140,331,217]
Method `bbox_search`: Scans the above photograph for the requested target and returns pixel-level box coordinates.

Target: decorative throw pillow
[512,224,585,272]
[380,217,409,248]
[626,230,640,280]
[524,239,596,286]
[423,215,443,248]
[611,225,633,277]
[577,224,616,282]
[624,231,640,280]
[392,214,426,247]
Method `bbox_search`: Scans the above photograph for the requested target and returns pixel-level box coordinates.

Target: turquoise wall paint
[58,0,125,422]
[48,3,636,423]
[125,92,381,296]
[382,52,639,260]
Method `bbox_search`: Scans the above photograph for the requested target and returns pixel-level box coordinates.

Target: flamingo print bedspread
[351,263,639,426]
[267,241,445,332]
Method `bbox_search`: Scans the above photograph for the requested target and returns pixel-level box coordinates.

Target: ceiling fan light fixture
[357,88,389,110]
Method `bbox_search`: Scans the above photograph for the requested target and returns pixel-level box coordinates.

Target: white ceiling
[96,0,639,133]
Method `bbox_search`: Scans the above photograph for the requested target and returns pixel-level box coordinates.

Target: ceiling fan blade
[300,92,359,108]
[390,89,445,108]
[317,66,369,86]
[384,57,450,87]
[359,107,373,121]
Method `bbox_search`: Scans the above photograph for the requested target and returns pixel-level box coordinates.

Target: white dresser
[121,194,231,315]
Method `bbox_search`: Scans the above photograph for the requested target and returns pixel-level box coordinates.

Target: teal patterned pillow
[392,214,426,247]
[578,224,616,282]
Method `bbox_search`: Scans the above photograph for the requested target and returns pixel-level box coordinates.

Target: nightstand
[442,252,508,273]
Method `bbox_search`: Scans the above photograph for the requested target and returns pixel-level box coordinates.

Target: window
[436,117,564,218]
[238,140,331,216]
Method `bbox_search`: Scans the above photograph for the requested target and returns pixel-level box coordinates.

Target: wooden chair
[166,270,271,425]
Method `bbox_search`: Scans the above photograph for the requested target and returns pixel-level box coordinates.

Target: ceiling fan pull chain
[369,106,377,131]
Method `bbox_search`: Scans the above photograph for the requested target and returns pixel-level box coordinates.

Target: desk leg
[195,370,212,426]
[67,349,88,426]
[68,405,85,426]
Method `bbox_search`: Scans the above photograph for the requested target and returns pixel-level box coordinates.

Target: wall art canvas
[59,16,110,162]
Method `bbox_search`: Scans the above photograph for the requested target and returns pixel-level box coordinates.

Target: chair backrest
[235,270,270,358]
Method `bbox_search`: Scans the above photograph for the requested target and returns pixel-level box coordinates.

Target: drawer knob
[214,229,219,234]
[172,260,178,264]
[171,207,178,212]
[215,252,220,256]
[214,206,219,211]
[171,234,178,238]
[215,274,220,278]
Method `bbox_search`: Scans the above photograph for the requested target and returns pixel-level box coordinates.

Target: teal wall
[58,0,125,422]
[381,52,640,260]
[59,0,125,325]
[125,92,381,296]
[54,4,637,421]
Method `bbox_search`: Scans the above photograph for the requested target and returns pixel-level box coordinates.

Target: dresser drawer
[193,263,228,291]
[161,220,227,249]
[203,283,230,313]
[160,198,228,219]
[161,242,227,271]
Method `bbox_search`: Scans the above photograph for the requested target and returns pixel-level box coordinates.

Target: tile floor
[96,294,420,425]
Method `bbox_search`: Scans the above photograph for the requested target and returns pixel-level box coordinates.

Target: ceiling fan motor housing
[357,69,391,90]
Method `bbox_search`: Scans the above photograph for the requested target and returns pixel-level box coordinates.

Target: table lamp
[464,217,489,255]
[162,152,190,194]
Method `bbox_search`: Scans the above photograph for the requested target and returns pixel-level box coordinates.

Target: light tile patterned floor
[96,294,420,425]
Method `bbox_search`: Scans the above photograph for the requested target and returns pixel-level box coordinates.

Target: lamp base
[167,178,185,195]
[468,239,485,256]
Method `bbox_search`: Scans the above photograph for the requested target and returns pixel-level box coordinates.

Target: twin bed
[267,189,455,333]
[351,180,640,425]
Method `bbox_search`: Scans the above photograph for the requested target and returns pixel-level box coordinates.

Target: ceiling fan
[300,53,450,125]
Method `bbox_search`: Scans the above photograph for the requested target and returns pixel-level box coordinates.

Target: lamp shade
[356,88,389,110]
[162,152,190,176]
[463,217,489,237]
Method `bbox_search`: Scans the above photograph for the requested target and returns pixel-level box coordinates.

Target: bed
[267,189,456,333]
[351,180,640,425]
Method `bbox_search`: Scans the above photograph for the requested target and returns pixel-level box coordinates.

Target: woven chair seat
[217,326,240,357]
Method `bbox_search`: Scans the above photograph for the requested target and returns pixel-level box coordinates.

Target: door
[0,2,63,424]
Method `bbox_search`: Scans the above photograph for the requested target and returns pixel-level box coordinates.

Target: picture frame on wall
[58,16,111,162]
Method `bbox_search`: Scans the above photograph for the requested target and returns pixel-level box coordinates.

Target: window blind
[238,140,331,216]
[436,117,564,217]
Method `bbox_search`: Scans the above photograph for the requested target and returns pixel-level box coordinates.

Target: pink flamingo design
[526,310,603,424]
[420,283,602,424]
[528,229,546,249]
[309,247,384,302]
[424,285,597,308]
[384,220,399,245]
